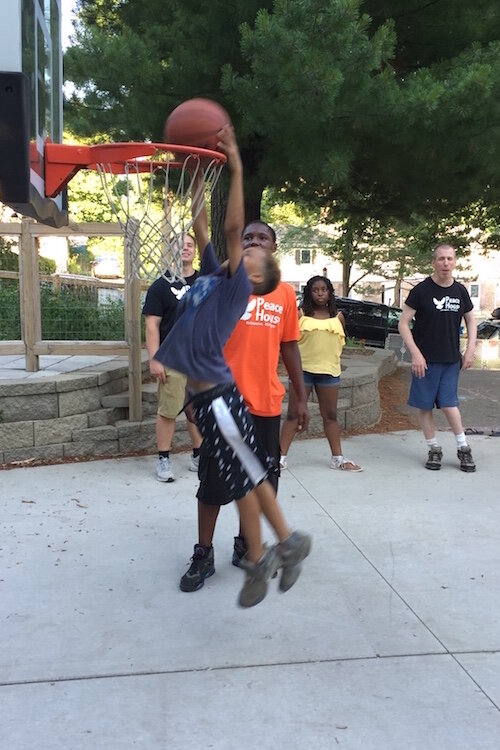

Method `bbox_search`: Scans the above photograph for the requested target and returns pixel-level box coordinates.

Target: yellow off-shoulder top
[298,315,345,376]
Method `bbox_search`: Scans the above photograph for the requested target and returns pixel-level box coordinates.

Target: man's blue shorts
[408,361,460,410]
[303,371,340,388]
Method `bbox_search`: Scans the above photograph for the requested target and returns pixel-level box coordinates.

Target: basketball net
[95,148,225,284]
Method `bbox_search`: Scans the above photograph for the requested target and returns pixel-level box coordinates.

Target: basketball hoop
[44,142,227,282]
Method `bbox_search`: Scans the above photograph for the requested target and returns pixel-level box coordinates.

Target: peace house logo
[433,296,460,313]
[241,297,284,326]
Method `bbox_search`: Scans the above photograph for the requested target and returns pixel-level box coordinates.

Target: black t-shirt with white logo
[405,277,473,363]
[142,271,199,343]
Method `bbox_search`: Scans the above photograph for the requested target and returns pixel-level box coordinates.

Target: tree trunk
[208,169,265,261]
[342,261,351,296]
[210,179,227,261]
[394,275,402,307]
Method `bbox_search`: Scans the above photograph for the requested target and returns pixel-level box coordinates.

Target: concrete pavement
[1,431,500,749]
[395,363,500,435]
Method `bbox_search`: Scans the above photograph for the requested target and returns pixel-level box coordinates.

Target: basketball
[164,98,232,151]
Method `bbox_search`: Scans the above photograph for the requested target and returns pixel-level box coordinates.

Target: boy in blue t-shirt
[153,125,311,607]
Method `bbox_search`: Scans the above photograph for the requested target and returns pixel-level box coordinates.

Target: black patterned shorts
[192,383,267,503]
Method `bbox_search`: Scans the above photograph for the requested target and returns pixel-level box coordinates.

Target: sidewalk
[0,353,127,380]
[1,432,499,749]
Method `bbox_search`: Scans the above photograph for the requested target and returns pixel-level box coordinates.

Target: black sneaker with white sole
[179,544,215,592]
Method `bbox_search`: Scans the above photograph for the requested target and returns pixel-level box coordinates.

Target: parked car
[91,256,122,279]
[334,298,390,348]
[477,320,500,340]
[387,306,403,334]
[295,292,403,347]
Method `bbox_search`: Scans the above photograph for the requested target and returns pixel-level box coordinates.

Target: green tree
[65,1,500,249]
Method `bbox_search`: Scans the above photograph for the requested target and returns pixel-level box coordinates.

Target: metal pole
[124,219,143,422]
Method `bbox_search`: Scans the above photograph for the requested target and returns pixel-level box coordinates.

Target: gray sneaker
[425,445,442,471]
[278,531,312,592]
[156,455,174,482]
[238,545,280,608]
[457,445,476,473]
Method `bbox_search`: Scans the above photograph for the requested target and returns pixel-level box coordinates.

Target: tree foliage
[65,0,500,266]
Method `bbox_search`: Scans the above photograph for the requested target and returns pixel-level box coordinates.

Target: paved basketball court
[1,431,499,749]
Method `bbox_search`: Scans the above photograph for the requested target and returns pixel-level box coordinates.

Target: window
[470,283,479,298]
[22,0,62,143]
[295,248,312,264]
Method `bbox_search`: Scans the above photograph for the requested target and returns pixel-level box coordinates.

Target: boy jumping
[153,125,311,607]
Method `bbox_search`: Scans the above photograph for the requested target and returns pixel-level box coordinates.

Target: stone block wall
[0,349,396,465]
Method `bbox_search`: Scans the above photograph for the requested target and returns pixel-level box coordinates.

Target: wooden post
[124,219,143,422]
[19,218,41,371]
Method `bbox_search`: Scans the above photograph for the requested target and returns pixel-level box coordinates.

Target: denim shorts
[303,371,340,388]
[408,361,460,410]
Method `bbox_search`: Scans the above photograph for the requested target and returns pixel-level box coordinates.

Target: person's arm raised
[217,125,244,276]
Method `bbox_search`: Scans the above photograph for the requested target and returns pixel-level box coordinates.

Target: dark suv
[296,292,402,347]
[335,297,393,348]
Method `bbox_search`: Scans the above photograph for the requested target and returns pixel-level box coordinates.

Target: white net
[95,147,225,283]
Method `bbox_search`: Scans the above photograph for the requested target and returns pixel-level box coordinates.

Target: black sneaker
[232,536,247,567]
[457,445,476,473]
[179,544,215,592]
[425,445,442,470]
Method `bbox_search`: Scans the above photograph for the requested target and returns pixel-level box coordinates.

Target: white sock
[332,454,343,464]
[455,432,467,448]
[426,437,439,448]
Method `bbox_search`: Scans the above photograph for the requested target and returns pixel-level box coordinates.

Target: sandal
[331,457,362,472]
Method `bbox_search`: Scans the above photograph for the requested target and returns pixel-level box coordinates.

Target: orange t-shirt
[224,281,299,417]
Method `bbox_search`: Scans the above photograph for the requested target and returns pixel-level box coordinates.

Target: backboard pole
[19,217,41,371]
[124,218,143,422]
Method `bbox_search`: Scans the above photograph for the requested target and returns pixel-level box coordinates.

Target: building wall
[278,245,500,316]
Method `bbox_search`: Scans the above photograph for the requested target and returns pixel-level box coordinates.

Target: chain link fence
[0,234,142,342]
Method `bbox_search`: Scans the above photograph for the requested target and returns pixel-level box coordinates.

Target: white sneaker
[157,456,175,482]
[280,455,288,470]
[189,453,199,473]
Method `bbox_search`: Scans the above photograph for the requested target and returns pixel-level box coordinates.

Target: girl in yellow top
[280,275,362,472]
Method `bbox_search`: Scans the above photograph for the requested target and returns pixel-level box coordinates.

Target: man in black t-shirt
[142,234,202,482]
[399,243,477,472]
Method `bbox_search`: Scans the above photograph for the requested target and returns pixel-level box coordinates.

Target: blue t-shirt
[154,243,252,383]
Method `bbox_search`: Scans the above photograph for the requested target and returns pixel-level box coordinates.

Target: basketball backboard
[0,0,67,227]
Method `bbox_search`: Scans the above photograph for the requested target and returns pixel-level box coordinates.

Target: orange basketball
[164,98,232,151]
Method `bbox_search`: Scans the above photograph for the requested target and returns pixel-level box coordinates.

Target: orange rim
[44,142,227,197]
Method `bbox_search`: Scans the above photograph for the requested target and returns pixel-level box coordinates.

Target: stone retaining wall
[0,349,396,465]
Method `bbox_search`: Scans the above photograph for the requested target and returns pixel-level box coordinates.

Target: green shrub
[0,280,146,342]
[40,286,125,340]
[345,336,366,348]
[0,281,21,339]
[0,240,57,275]
[0,242,18,271]
[39,256,57,274]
